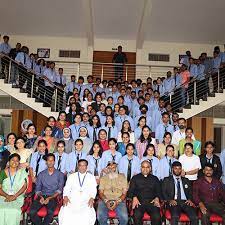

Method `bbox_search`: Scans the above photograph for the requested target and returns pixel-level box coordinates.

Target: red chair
[25,194,63,225]
[165,209,191,224]
[198,211,223,225]
[21,176,33,225]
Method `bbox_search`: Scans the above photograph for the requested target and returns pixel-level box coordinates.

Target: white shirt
[171,130,195,145]
[179,154,201,181]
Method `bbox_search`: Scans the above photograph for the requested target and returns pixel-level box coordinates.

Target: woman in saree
[0,153,28,225]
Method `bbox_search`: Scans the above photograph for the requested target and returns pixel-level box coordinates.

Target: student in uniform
[43,61,57,107]
[118,132,131,156]
[67,139,87,174]
[134,116,146,140]
[102,115,118,139]
[141,144,160,177]
[29,140,48,183]
[54,140,68,175]
[118,143,141,182]
[158,144,177,180]
[69,113,82,140]
[86,140,103,184]
[88,115,101,142]
[101,138,122,169]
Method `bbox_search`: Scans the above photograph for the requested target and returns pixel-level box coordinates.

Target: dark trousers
[56,87,64,112]
[44,86,55,107]
[18,65,27,89]
[37,78,45,101]
[133,202,161,225]
[212,72,222,92]
[1,56,9,78]
[201,202,225,225]
[169,201,198,225]
[114,65,123,80]
[29,197,57,225]
[196,79,208,100]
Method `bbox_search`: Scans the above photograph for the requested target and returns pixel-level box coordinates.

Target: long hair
[89,115,101,128]
[143,143,156,157]
[121,120,132,133]
[89,140,103,157]
[139,125,152,144]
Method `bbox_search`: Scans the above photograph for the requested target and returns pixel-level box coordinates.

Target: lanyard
[78,172,87,191]
[8,168,17,191]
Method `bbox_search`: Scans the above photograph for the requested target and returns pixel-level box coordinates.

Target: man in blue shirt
[0,35,11,79]
[180,51,191,67]
[155,112,174,144]
[211,51,222,92]
[29,153,64,225]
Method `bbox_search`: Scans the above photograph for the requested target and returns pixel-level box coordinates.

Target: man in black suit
[128,160,162,225]
[162,161,198,225]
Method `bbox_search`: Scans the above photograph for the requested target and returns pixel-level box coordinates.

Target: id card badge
[8,189,14,195]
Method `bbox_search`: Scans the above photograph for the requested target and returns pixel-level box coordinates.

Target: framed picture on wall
[37,48,50,58]
[179,54,186,64]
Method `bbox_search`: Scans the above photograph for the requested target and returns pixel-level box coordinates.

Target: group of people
[1,37,225,112]
[0,36,225,225]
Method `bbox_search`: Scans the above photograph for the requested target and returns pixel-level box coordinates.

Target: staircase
[179,90,225,119]
[0,79,58,118]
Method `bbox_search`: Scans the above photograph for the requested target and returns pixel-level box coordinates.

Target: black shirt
[9,48,20,60]
[128,173,162,204]
[113,52,127,64]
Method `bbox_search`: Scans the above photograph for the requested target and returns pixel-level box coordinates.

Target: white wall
[7,35,223,81]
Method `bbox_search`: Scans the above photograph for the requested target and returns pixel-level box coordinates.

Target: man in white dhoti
[58,159,97,225]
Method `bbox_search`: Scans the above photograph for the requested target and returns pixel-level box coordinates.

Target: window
[148,53,170,62]
[59,50,80,58]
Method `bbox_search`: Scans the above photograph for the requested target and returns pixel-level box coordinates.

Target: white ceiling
[1,0,225,44]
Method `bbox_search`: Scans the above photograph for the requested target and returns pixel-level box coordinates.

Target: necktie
[127,159,132,182]
[57,156,62,170]
[112,154,116,162]
[75,153,80,172]
[176,178,181,201]
[94,158,99,176]
[164,125,167,133]
[78,85,81,95]
[60,76,62,84]
[174,125,176,132]
[157,85,160,92]
[148,159,152,169]
[35,154,42,175]
[169,159,172,176]
[108,127,112,140]
[207,158,211,164]
[39,67,41,74]
[93,128,97,142]
[174,75,177,87]
[31,60,34,70]
[23,53,26,65]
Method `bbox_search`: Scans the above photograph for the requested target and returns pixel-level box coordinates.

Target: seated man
[29,153,64,225]
[97,161,128,225]
[193,163,225,225]
[59,159,97,225]
[128,160,161,225]
[162,161,198,225]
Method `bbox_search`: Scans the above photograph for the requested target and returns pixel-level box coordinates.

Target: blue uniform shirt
[141,156,160,178]
[118,155,141,179]
[67,150,87,173]
[54,152,68,173]
[155,123,174,143]
[101,150,122,169]
[86,155,103,176]
[30,152,47,176]
[158,156,177,180]
[163,77,175,94]
[0,42,11,54]
[189,64,198,78]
